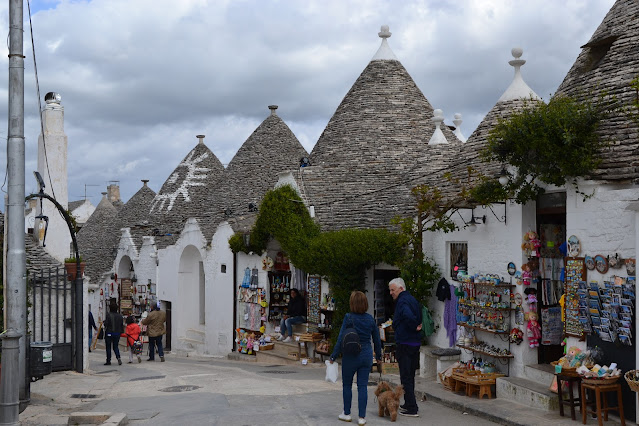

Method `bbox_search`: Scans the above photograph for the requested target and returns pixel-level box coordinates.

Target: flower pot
[65,262,86,281]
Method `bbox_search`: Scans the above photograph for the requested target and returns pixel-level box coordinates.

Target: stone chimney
[107,182,121,204]
[36,91,70,262]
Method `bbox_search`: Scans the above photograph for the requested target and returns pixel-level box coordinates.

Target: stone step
[256,350,304,365]
[496,376,559,412]
[227,352,257,362]
[525,363,555,386]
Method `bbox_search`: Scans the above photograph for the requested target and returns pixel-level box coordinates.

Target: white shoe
[277,335,285,341]
[358,418,366,425]
[282,336,292,343]
[338,413,352,422]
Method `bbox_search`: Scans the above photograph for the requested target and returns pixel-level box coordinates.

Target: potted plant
[64,256,85,281]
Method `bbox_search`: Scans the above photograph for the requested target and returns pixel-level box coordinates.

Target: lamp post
[26,173,83,374]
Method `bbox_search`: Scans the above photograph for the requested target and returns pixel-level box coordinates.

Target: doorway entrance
[536,192,566,364]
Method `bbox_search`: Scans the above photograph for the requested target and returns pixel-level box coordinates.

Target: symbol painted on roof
[150,151,211,213]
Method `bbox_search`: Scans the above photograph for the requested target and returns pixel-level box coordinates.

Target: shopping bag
[325,360,338,383]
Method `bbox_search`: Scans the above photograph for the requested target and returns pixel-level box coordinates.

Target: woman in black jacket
[277,288,306,343]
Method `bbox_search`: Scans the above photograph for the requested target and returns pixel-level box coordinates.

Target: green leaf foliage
[482,95,614,204]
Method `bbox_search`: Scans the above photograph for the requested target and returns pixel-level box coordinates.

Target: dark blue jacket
[393,291,422,344]
[330,312,382,361]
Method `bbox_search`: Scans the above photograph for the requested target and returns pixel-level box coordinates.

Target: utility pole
[1,0,26,423]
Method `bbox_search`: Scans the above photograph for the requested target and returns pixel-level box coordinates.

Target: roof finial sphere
[378,25,391,39]
[433,109,444,120]
[511,47,523,59]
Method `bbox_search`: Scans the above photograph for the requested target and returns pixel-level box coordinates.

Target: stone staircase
[496,363,559,411]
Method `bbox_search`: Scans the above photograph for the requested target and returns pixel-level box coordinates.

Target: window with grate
[449,242,468,279]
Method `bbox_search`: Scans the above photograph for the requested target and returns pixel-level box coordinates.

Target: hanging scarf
[444,285,458,347]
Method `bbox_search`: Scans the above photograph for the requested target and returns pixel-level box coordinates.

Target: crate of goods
[260,343,274,351]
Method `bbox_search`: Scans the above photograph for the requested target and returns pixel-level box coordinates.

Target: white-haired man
[389,277,422,417]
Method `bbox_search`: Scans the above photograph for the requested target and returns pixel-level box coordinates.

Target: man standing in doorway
[142,304,167,362]
[389,277,422,417]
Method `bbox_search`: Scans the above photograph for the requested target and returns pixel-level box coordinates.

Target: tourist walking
[142,304,166,362]
[123,315,142,363]
[389,277,422,417]
[104,302,124,366]
[330,291,382,425]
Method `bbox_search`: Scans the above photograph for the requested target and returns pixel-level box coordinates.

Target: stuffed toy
[375,381,404,422]
[524,287,538,311]
[509,327,524,345]
[522,231,541,257]
[525,312,541,348]
[521,264,532,286]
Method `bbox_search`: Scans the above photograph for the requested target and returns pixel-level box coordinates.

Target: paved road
[22,351,498,425]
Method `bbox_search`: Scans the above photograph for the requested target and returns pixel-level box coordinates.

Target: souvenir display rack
[268,270,291,321]
[457,274,513,374]
[307,276,321,332]
[238,286,266,334]
[564,257,586,338]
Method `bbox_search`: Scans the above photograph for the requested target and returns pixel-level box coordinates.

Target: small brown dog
[375,381,405,422]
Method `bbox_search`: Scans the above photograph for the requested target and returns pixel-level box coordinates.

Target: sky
[0,0,617,208]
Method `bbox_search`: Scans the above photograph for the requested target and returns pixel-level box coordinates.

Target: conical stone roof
[443,48,542,194]
[77,194,119,284]
[117,180,156,250]
[555,0,639,181]
[150,138,225,246]
[304,26,460,230]
[217,106,308,225]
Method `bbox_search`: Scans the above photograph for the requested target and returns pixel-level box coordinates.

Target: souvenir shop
[234,251,400,364]
[437,194,637,421]
[91,266,159,349]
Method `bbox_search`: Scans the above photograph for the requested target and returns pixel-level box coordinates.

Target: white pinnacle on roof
[371,25,398,61]
[428,109,448,145]
[453,113,467,143]
[497,48,541,103]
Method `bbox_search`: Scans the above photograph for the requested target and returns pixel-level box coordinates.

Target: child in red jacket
[122,316,142,363]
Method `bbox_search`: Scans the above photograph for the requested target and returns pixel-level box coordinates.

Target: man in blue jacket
[389,277,422,417]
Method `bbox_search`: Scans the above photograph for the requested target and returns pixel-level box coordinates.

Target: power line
[27,0,56,200]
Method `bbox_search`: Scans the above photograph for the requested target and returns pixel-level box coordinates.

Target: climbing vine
[229,185,409,340]
[477,94,615,204]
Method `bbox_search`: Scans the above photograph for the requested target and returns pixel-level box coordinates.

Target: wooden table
[450,371,505,399]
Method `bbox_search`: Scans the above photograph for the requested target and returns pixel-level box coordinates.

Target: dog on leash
[374,381,405,421]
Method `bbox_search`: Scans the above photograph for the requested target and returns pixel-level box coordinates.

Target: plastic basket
[625,370,639,392]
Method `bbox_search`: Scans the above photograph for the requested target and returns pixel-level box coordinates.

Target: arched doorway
[178,245,205,345]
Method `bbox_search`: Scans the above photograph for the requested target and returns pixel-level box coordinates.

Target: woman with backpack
[330,291,382,425]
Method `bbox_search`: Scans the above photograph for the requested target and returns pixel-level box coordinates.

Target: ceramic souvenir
[567,235,580,257]
[585,255,595,270]
[594,254,608,274]
[626,258,636,276]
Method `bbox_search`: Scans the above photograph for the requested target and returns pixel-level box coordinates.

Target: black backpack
[341,314,361,355]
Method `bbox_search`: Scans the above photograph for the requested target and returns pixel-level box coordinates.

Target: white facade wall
[71,200,96,227]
